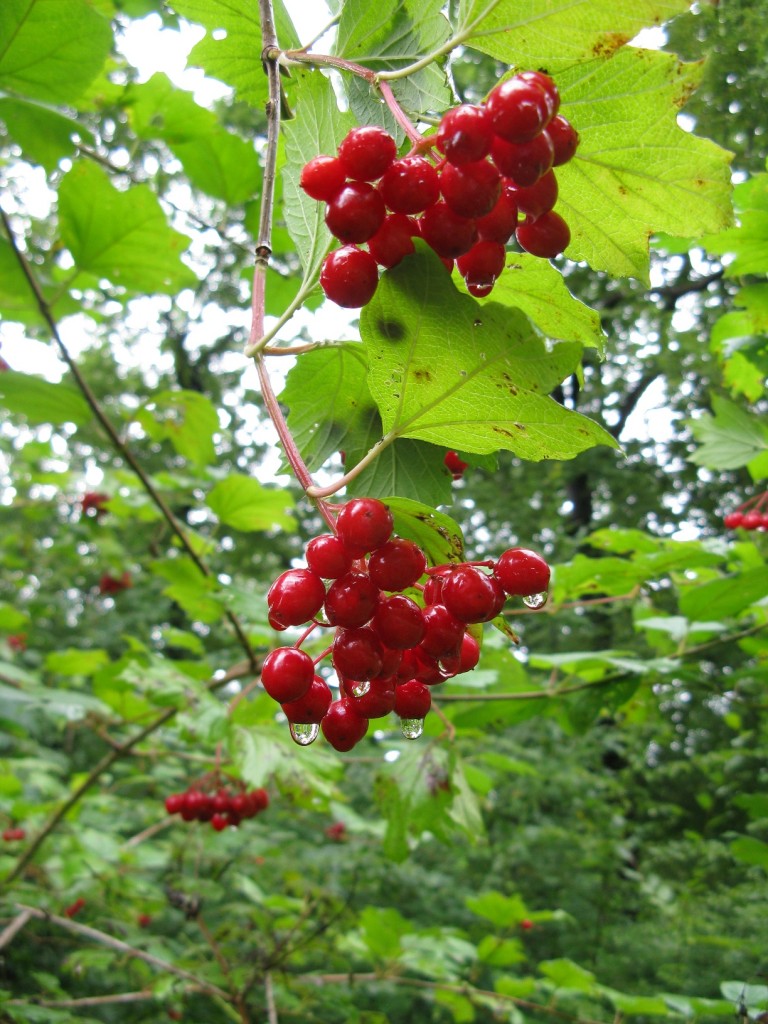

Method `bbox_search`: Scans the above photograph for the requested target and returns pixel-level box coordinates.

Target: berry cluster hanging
[300,71,579,308]
[164,779,269,831]
[264,498,551,751]
[723,490,768,531]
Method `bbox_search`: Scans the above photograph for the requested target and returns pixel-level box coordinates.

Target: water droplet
[350,680,370,697]
[400,717,424,740]
[289,722,319,746]
[522,591,548,610]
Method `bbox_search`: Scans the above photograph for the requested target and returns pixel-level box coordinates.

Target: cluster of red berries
[99,571,132,595]
[264,497,551,752]
[80,491,110,517]
[2,827,25,841]
[164,781,269,831]
[444,451,469,480]
[723,490,768,531]
[300,70,578,308]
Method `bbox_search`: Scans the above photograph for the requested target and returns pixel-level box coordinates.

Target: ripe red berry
[487,76,553,143]
[476,189,518,244]
[394,679,432,720]
[320,246,379,308]
[398,645,443,684]
[371,594,426,649]
[723,512,744,529]
[306,534,354,579]
[437,104,493,164]
[490,133,554,187]
[348,675,397,718]
[368,213,416,268]
[321,698,369,751]
[444,451,469,479]
[546,115,579,166]
[420,603,465,658]
[517,71,560,117]
[494,548,551,596]
[440,565,506,623]
[368,537,427,591]
[419,202,478,259]
[211,813,228,831]
[510,170,558,219]
[325,572,381,628]
[457,240,506,297]
[520,918,534,930]
[336,498,394,552]
[64,898,86,918]
[300,155,347,201]
[379,156,440,214]
[338,126,397,181]
[333,626,384,681]
[165,793,185,815]
[742,511,763,530]
[281,675,333,723]
[248,788,269,813]
[267,568,326,627]
[2,827,25,841]
[441,631,481,675]
[261,647,315,703]
[516,211,570,258]
[325,182,386,243]
[138,913,153,928]
[440,159,502,219]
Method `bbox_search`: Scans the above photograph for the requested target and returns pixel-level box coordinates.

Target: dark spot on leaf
[618,185,628,196]
[591,32,630,58]
[578,428,590,435]
[473,319,483,327]
[491,426,515,438]
[514,422,526,430]
[412,368,432,383]
[376,318,406,341]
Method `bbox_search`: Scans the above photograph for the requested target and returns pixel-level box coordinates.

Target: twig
[0,908,32,950]
[265,971,279,1024]
[3,660,253,886]
[122,816,176,848]
[14,903,232,1001]
[0,207,258,672]
[7,991,155,1008]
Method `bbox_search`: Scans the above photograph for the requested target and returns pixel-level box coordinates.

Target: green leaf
[358,906,409,960]
[387,497,465,566]
[0,0,112,103]
[703,172,768,276]
[58,162,196,294]
[551,49,734,280]
[206,474,296,532]
[461,254,606,352]
[0,98,91,172]
[688,396,768,471]
[45,649,110,676]
[171,0,299,105]
[459,0,689,72]
[466,890,528,928]
[361,247,618,460]
[477,935,525,966]
[129,74,261,204]
[539,958,597,993]
[0,603,27,632]
[0,370,91,427]
[679,567,768,622]
[282,71,356,277]
[136,390,219,466]
[600,988,670,1016]
[150,557,223,624]
[730,836,768,869]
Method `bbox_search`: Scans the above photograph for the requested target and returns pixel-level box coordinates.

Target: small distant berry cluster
[723,490,768,531]
[444,450,469,480]
[264,497,551,752]
[300,71,578,308]
[164,778,269,831]
[2,826,25,841]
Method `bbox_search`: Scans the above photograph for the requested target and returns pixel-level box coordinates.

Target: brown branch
[13,903,232,1001]
[7,991,155,1008]
[2,659,254,886]
[265,971,279,1024]
[0,909,32,950]
[0,206,258,671]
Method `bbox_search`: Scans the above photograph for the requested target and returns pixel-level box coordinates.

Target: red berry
[510,170,558,219]
[420,603,465,659]
[457,240,506,297]
[325,821,347,841]
[336,498,394,552]
[368,213,416,268]
[321,698,369,751]
[281,675,333,723]
[368,537,427,590]
[440,159,502,219]
[516,211,570,258]
[325,181,386,243]
[325,572,381,628]
[441,631,481,675]
[320,246,379,308]
[81,491,110,517]
[723,512,744,529]
[300,155,347,201]
[247,788,269,813]
[486,77,553,143]
[397,645,443,684]
[444,451,469,479]
[546,115,579,166]
[419,201,477,259]
[333,626,384,681]
[742,511,763,530]
[760,514,768,529]
[211,813,228,831]
[437,104,493,164]
[164,793,185,815]
[261,647,315,703]
[2,827,25,841]
[476,189,518,243]
[267,568,326,627]
[490,133,554,187]
[422,570,453,606]
[517,71,560,117]
[494,548,551,596]
[348,675,396,718]
[379,156,440,214]
[338,126,397,181]
[306,534,354,579]
[138,913,153,928]
[394,679,431,720]
[440,565,506,623]
[371,594,426,649]
[520,918,534,930]
[64,898,86,918]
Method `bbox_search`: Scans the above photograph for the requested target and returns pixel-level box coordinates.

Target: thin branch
[3,660,253,886]
[265,971,279,1024]
[7,991,155,1008]
[14,903,232,1001]
[0,909,32,950]
[0,207,258,671]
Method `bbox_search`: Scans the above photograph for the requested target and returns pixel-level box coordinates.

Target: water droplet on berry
[522,591,548,609]
[350,680,371,697]
[400,717,424,740]
[289,722,319,746]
